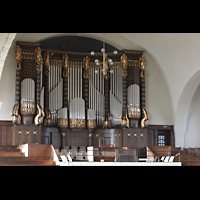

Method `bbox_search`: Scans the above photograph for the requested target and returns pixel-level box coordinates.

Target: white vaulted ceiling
[1,33,200,147]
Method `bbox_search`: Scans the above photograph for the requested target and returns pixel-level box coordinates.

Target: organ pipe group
[12,41,149,131]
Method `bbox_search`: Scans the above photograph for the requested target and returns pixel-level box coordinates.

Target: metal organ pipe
[48,64,63,125]
[78,65,79,98]
[94,70,96,114]
[55,66,57,122]
[46,61,123,126]
[69,66,72,103]
[93,68,95,111]
[75,65,77,99]
[109,66,123,126]
[97,69,99,124]
[21,78,35,104]
[88,67,105,126]
[78,66,79,119]
[73,65,74,100]
[80,66,82,98]
[68,63,85,120]
[51,65,53,113]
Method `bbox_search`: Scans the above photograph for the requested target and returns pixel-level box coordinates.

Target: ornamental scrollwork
[57,118,68,128]
[87,119,97,129]
[83,56,90,79]
[15,45,22,70]
[121,54,128,78]
[62,54,69,78]
[44,52,53,76]
[139,54,145,78]
[69,118,86,129]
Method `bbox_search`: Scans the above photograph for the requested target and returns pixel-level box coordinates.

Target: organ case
[11,41,149,152]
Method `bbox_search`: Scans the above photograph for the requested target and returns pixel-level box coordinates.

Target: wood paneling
[65,129,89,147]
[43,127,61,148]
[0,121,13,146]
[13,125,43,145]
[123,128,147,157]
[93,128,147,157]
[93,128,122,148]
[2,126,13,146]
[147,125,175,147]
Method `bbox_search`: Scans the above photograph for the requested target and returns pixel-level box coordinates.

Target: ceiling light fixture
[90,33,118,76]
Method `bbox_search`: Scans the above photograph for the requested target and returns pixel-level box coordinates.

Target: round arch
[0,33,16,79]
[174,70,200,147]
[14,33,143,51]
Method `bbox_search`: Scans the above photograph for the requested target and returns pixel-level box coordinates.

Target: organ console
[11,41,149,155]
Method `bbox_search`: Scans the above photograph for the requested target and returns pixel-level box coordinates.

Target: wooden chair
[164,156,170,162]
[161,156,165,162]
[168,156,175,162]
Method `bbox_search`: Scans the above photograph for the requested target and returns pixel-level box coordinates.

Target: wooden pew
[149,146,172,156]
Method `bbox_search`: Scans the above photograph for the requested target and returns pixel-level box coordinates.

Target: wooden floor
[0,146,56,166]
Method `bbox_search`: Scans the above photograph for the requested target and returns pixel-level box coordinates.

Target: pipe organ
[89,67,105,126]
[12,41,149,155]
[110,66,123,127]
[49,64,63,125]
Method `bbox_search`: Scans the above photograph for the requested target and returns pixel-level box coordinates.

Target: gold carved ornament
[44,108,53,126]
[139,54,145,78]
[44,52,53,76]
[34,104,45,125]
[103,56,111,80]
[120,108,129,128]
[121,54,128,78]
[11,103,21,125]
[87,119,97,129]
[83,56,90,79]
[35,47,42,71]
[141,108,149,128]
[128,105,141,118]
[60,132,66,137]
[62,54,69,78]
[15,45,22,70]
[57,118,68,128]
[69,118,86,129]
[103,113,111,128]
[89,133,93,138]
[21,101,36,114]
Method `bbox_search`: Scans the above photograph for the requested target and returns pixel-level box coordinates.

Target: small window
[158,135,165,146]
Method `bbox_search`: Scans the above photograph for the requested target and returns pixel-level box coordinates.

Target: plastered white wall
[0,40,16,120]
[1,33,200,147]
[0,34,173,127]
[185,83,200,147]
[145,52,173,125]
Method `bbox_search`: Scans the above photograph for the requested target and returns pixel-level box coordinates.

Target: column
[43,52,51,126]
[62,54,68,108]
[35,47,42,106]
[103,72,111,128]
[121,54,129,128]
[139,54,146,120]
[83,56,90,127]
[15,45,22,106]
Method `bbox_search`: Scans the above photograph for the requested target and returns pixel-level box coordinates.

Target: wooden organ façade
[11,41,149,157]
